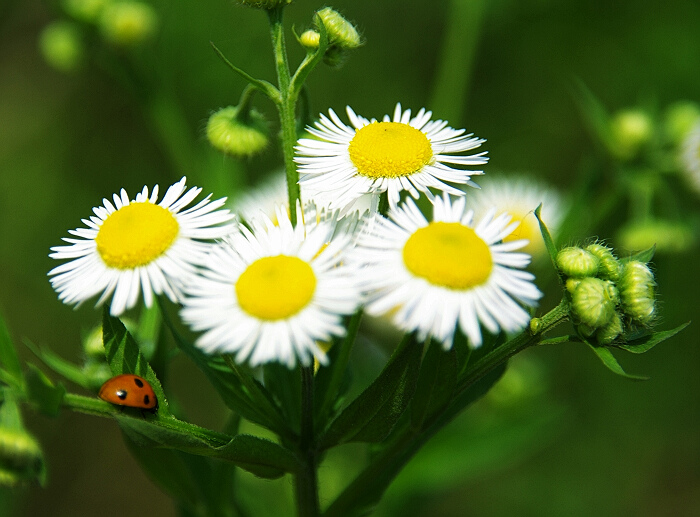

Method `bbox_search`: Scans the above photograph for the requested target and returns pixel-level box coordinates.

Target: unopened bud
[609,109,653,160]
[314,7,362,50]
[39,21,84,72]
[62,0,109,23]
[206,106,269,158]
[0,429,44,486]
[571,278,618,328]
[664,101,700,145]
[100,2,158,47]
[299,29,321,50]
[596,312,624,345]
[619,261,656,324]
[585,243,621,281]
[556,246,599,278]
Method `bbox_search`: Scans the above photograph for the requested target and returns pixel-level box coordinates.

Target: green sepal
[22,339,91,390]
[102,308,171,418]
[614,322,689,354]
[0,313,22,389]
[24,364,66,417]
[160,305,289,436]
[318,334,422,449]
[410,340,457,431]
[117,415,297,479]
[584,341,648,380]
[535,203,560,272]
[621,245,655,264]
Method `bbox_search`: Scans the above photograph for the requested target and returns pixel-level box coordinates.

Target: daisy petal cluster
[352,195,543,348]
[180,203,362,368]
[48,177,235,316]
[295,103,488,213]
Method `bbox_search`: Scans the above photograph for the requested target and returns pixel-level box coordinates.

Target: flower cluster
[49,104,555,368]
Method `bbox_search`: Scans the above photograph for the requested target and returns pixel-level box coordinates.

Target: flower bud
[596,312,624,345]
[237,0,292,9]
[585,243,621,281]
[206,106,269,158]
[609,109,653,160]
[39,21,84,72]
[299,29,321,50]
[571,278,618,328]
[314,7,362,50]
[100,2,158,47]
[565,277,582,294]
[556,246,599,278]
[62,0,109,23]
[0,429,44,486]
[663,101,700,145]
[619,261,656,324]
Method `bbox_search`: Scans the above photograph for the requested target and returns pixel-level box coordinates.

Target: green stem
[295,366,319,517]
[267,6,301,223]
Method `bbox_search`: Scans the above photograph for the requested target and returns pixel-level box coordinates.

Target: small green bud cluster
[0,429,44,487]
[310,7,363,68]
[206,106,270,158]
[557,243,656,345]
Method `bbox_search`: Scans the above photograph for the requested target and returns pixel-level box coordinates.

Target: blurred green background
[1,0,699,515]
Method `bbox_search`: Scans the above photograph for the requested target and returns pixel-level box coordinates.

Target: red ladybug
[99,374,158,410]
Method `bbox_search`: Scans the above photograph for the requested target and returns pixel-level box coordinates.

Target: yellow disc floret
[236,255,317,320]
[96,202,179,269]
[349,122,433,178]
[403,222,493,289]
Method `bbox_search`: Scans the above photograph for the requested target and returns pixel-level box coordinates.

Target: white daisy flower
[295,103,488,212]
[352,195,542,348]
[680,122,700,195]
[180,203,362,368]
[49,177,235,316]
[467,174,567,258]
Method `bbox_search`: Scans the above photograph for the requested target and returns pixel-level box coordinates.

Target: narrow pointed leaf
[24,364,66,417]
[102,308,171,417]
[23,339,90,389]
[614,322,689,354]
[585,342,648,380]
[319,334,422,449]
[535,204,560,270]
[571,78,612,150]
[0,312,22,388]
[210,42,279,102]
[411,341,457,430]
[622,245,655,264]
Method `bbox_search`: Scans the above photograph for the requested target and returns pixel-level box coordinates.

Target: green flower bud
[236,0,292,9]
[299,29,321,50]
[565,277,582,294]
[609,109,653,160]
[663,101,700,145]
[556,246,599,278]
[596,312,624,345]
[571,277,618,328]
[0,429,44,486]
[39,21,84,72]
[619,261,656,324]
[618,219,695,254]
[62,0,109,23]
[585,243,621,281]
[100,2,158,47]
[314,7,362,50]
[206,106,269,158]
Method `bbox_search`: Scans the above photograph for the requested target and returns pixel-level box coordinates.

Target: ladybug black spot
[134,378,144,388]
[117,390,127,400]
[143,395,150,405]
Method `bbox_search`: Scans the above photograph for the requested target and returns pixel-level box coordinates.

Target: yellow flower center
[236,255,317,320]
[402,222,493,289]
[96,202,179,269]
[348,121,433,178]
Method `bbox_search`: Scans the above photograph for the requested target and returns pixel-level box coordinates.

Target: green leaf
[0,312,22,389]
[135,303,161,362]
[263,362,301,435]
[535,204,560,271]
[117,415,297,479]
[585,341,648,380]
[411,340,457,430]
[23,339,90,389]
[614,322,689,354]
[621,245,656,264]
[571,78,612,150]
[319,334,422,449]
[102,308,171,417]
[24,364,66,417]
[210,42,280,103]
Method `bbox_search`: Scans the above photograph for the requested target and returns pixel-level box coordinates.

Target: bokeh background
[1,0,699,515]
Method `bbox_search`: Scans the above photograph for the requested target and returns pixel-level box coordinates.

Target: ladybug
[98,374,158,411]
